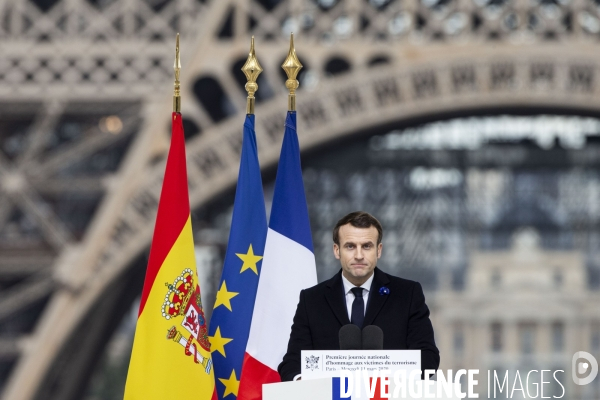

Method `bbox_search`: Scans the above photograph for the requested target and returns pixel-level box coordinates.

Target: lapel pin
[379,286,390,295]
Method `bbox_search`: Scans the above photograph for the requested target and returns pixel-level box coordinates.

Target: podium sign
[301,350,421,379]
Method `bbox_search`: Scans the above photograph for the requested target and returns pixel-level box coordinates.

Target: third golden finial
[281,33,303,112]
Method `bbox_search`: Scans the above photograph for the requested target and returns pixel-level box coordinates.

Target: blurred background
[0,0,599,399]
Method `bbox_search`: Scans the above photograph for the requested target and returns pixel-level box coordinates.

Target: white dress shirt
[341,273,373,320]
[292,273,375,381]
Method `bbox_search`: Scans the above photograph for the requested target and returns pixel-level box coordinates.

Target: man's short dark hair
[333,211,383,245]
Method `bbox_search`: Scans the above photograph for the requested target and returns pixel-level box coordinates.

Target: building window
[491,269,502,289]
[519,322,536,355]
[553,269,563,288]
[592,323,600,353]
[551,322,564,353]
[454,325,464,356]
[491,322,503,352]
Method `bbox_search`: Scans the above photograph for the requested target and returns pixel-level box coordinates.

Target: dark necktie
[350,287,365,328]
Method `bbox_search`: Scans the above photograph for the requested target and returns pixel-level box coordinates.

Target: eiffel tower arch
[1,0,600,399]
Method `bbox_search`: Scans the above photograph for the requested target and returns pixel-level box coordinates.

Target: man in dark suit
[278,211,440,381]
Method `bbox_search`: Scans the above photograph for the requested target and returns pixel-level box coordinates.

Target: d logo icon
[572,351,598,386]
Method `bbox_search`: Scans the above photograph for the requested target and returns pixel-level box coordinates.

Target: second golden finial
[281,33,303,112]
[242,36,263,115]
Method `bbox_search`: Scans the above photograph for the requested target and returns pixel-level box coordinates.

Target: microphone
[339,324,362,350]
[362,325,384,350]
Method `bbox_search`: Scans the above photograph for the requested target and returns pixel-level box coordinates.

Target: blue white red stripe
[238,111,317,400]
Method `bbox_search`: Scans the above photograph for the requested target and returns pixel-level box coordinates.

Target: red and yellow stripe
[124,113,216,400]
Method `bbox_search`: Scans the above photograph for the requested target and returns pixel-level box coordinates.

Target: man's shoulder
[381,271,418,284]
[299,268,423,293]
[375,268,423,291]
[301,275,336,295]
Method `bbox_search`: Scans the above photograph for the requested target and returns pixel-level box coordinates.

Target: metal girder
[0,254,53,277]
[0,274,53,324]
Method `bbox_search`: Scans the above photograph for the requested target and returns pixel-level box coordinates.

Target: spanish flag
[124,112,217,400]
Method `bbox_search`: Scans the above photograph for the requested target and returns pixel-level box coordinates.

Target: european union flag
[209,114,267,400]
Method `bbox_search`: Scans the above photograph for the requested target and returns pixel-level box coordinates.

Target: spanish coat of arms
[162,268,212,374]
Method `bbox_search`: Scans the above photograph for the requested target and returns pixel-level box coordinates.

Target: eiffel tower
[1,0,600,399]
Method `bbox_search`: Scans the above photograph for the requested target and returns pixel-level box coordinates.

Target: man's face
[333,224,382,286]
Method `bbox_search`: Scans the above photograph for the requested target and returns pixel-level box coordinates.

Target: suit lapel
[325,271,350,326]
[363,268,391,326]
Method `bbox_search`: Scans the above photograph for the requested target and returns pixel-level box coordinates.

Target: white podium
[263,378,332,400]
[266,350,460,399]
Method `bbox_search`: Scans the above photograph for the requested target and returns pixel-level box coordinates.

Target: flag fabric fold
[238,111,318,400]
[209,114,268,400]
[124,112,217,400]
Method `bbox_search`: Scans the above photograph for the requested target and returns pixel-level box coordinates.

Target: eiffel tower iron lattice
[2,0,600,399]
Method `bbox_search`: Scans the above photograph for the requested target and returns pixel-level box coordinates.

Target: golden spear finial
[281,33,302,111]
[242,36,263,115]
[173,33,181,113]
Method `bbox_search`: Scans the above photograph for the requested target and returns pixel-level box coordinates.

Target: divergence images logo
[572,351,598,386]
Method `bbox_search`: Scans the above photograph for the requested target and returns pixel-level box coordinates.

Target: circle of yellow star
[214,281,239,311]
[218,369,240,397]
[236,244,263,275]
[209,327,233,357]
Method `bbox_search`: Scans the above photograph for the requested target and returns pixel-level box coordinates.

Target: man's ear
[377,243,383,259]
[333,243,340,259]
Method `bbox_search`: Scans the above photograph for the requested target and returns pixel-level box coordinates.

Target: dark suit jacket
[278,267,440,381]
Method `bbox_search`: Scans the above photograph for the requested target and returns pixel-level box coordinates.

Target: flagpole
[281,33,302,112]
[173,33,181,113]
[242,36,262,115]
[240,33,317,400]
[124,31,217,400]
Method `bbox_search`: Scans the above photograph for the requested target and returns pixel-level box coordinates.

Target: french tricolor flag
[238,111,318,400]
[332,377,387,400]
